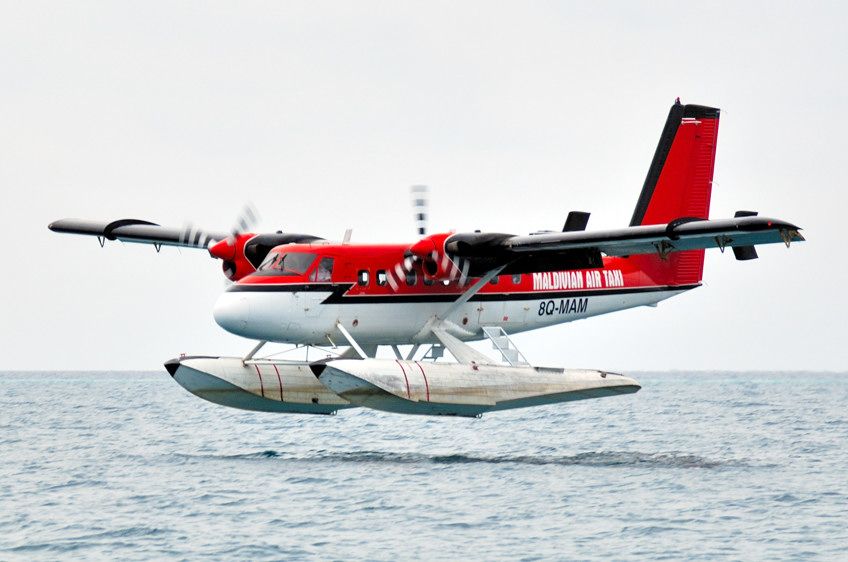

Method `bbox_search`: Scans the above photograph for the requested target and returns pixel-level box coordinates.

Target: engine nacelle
[409,232,457,281]
[209,234,257,282]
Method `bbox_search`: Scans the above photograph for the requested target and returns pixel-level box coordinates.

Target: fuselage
[212,241,697,345]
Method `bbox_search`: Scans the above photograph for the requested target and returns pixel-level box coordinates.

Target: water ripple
[178,449,725,468]
[2,370,847,561]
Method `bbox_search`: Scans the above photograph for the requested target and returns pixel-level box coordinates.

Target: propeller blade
[179,222,220,248]
[179,202,261,251]
[386,270,401,291]
[457,256,471,287]
[231,203,260,238]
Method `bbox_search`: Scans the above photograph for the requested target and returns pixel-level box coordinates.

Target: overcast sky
[1,1,844,371]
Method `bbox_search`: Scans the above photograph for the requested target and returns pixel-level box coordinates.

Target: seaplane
[50,100,804,417]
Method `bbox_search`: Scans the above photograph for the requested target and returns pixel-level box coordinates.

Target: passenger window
[512,274,522,284]
[405,270,417,286]
[489,276,499,285]
[376,270,388,286]
[357,270,370,286]
[422,276,434,286]
[310,257,334,282]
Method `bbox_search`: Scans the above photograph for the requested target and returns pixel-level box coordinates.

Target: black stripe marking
[226,282,699,303]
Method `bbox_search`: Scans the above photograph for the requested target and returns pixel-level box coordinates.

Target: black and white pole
[411,185,429,237]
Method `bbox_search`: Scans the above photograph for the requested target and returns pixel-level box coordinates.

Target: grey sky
[1,1,844,370]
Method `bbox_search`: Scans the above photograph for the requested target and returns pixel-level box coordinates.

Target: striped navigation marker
[411,185,429,236]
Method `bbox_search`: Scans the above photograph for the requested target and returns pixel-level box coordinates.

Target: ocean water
[1,371,846,561]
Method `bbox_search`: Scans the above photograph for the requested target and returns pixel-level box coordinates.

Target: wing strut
[242,340,267,364]
[430,325,494,365]
[405,344,421,361]
[336,322,370,359]
[439,264,507,320]
[406,264,511,365]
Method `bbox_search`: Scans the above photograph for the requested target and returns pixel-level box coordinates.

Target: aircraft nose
[213,292,251,335]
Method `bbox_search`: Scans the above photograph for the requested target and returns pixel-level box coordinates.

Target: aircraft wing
[49,218,228,249]
[504,216,803,256]
[445,215,804,274]
[49,217,325,281]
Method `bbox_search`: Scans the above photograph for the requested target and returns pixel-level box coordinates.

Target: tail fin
[630,100,720,286]
[630,100,720,226]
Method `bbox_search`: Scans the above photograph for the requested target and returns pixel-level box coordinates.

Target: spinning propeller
[179,203,260,250]
[383,186,471,291]
[188,204,262,281]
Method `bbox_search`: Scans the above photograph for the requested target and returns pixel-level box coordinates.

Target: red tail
[630,100,720,286]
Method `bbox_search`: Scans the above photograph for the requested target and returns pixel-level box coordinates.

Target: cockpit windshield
[255,252,317,276]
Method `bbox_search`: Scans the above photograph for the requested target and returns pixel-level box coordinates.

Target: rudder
[630,100,720,226]
[629,100,721,286]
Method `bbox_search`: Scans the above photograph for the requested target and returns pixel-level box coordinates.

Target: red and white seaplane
[50,100,804,417]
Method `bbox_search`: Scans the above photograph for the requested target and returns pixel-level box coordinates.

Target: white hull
[214,287,686,345]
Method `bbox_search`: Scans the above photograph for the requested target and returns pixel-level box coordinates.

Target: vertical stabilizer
[630,100,720,286]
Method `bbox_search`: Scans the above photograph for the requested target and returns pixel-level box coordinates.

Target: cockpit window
[257,253,279,271]
[310,257,334,282]
[255,252,317,276]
